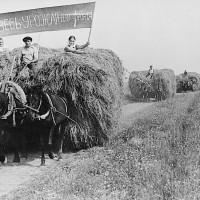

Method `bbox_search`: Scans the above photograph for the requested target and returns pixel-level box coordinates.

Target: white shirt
[21,45,38,63]
[149,68,154,74]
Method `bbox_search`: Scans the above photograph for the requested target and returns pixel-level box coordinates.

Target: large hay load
[34,49,123,149]
[176,72,200,93]
[129,69,176,100]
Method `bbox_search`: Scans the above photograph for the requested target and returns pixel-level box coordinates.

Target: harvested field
[129,69,176,101]
[0,100,153,200]
[2,92,200,200]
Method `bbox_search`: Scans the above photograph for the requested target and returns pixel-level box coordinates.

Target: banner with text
[0,2,95,37]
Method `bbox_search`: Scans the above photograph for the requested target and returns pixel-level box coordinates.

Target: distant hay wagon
[176,72,200,93]
[128,69,176,101]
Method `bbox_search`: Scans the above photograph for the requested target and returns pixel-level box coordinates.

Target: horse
[0,92,29,164]
[140,82,154,102]
[26,84,71,165]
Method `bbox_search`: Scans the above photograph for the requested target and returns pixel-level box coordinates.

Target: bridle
[28,91,79,126]
[30,93,43,113]
[28,93,44,118]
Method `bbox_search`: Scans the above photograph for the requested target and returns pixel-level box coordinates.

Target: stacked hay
[129,69,176,100]
[0,53,13,82]
[0,45,62,89]
[34,49,123,149]
[176,72,200,93]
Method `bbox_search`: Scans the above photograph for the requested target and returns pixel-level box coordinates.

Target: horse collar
[45,93,54,109]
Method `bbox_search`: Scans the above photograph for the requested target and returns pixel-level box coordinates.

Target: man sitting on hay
[146,65,154,79]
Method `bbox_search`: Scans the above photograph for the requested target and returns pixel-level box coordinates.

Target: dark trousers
[27,62,37,78]
[16,61,38,80]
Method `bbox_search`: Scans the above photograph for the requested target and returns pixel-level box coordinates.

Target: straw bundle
[0,54,13,81]
[129,69,176,100]
[176,72,200,93]
[34,48,123,149]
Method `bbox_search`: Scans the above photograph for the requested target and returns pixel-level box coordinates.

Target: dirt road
[0,102,153,198]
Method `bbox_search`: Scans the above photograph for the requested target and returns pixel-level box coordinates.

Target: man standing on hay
[16,36,38,80]
[146,65,154,79]
[183,70,188,76]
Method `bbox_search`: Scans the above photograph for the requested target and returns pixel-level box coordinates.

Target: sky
[1,0,200,76]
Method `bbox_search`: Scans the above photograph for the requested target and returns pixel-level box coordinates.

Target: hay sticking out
[35,48,123,149]
[128,69,176,100]
[176,72,200,93]
[0,54,13,81]
[0,44,63,87]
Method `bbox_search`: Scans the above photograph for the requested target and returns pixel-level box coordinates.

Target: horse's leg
[13,148,20,163]
[40,137,45,165]
[48,126,56,159]
[146,92,148,102]
[0,145,7,164]
[21,130,28,159]
[48,125,55,146]
[57,124,65,160]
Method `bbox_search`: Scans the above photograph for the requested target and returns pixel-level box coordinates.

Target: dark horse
[26,84,71,165]
[0,92,28,163]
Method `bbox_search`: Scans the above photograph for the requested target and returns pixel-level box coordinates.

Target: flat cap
[23,36,32,42]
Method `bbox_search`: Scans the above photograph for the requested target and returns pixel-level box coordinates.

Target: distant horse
[140,82,153,102]
[0,92,28,164]
[26,84,72,165]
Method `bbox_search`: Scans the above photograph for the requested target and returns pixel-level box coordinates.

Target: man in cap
[17,36,38,80]
[146,65,154,79]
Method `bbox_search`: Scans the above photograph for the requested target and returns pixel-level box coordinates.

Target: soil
[0,102,154,198]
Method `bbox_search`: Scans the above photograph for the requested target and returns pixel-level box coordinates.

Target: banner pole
[88,27,92,43]
[37,32,41,51]
[88,2,96,42]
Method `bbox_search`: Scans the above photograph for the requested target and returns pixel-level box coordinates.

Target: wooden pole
[37,32,41,51]
[87,2,96,42]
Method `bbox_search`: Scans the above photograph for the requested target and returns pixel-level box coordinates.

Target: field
[1,91,200,199]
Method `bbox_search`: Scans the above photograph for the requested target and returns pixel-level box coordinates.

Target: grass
[2,92,200,200]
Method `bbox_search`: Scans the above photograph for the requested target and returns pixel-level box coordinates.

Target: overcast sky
[1,0,200,75]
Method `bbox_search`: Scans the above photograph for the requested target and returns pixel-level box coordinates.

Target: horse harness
[0,92,27,127]
[31,92,77,125]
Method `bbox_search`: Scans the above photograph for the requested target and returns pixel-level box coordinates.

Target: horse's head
[26,84,49,121]
[26,84,43,121]
[0,92,8,116]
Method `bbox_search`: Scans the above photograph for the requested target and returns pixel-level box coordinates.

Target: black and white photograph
[0,0,200,199]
